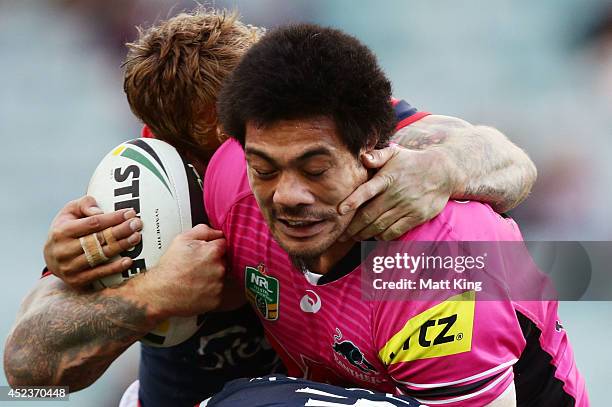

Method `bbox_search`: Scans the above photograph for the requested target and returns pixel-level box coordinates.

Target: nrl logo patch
[245,264,279,321]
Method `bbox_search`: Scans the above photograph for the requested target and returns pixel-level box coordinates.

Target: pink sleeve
[204,139,252,230]
[402,200,522,242]
[372,201,525,406]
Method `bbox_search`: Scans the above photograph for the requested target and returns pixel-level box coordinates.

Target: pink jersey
[205,138,587,406]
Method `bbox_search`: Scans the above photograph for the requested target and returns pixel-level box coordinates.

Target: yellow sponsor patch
[379,291,475,364]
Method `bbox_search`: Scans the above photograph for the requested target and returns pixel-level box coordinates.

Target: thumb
[78,195,103,216]
[360,145,399,169]
[185,223,225,241]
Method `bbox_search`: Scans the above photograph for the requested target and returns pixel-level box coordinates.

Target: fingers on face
[368,197,448,241]
[341,194,397,240]
[361,146,396,168]
[373,198,443,241]
[351,173,393,208]
[353,207,402,241]
[339,177,384,216]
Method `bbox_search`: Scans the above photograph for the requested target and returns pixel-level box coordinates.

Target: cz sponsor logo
[379,291,476,363]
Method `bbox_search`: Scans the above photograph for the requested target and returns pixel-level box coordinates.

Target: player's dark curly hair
[217,24,396,155]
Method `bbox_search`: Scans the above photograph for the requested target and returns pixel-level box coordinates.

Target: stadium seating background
[1,0,610,405]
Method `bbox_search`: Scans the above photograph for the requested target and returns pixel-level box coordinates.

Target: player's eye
[303,168,328,178]
[253,168,277,179]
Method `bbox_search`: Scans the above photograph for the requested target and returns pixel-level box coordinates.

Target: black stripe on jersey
[393,100,418,122]
[396,373,500,399]
[513,311,576,406]
[128,139,169,178]
[178,154,208,226]
[316,240,376,285]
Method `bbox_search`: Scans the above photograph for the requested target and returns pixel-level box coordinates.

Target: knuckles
[341,202,355,213]
[64,199,79,213]
[379,172,395,191]
[49,227,65,243]
[357,211,374,226]
[80,195,97,207]
[71,275,87,288]
[387,224,405,239]
[56,262,75,278]
[208,240,227,256]
[43,241,55,263]
[194,240,226,260]
[85,216,101,230]
[52,245,72,262]
[370,219,389,234]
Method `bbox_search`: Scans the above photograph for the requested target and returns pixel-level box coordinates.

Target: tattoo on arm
[391,122,450,150]
[456,125,536,212]
[391,116,536,212]
[4,278,150,390]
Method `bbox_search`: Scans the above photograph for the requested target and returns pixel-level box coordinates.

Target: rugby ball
[87,138,207,347]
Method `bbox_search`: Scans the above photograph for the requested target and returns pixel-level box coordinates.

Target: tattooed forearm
[452,124,536,212]
[392,115,536,212]
[4,277,154,390]
[392,126,450,150]
[391,117,456,150]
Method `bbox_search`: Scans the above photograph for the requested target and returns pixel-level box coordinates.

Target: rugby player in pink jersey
[6,9,540,407]
[205,24,589,406]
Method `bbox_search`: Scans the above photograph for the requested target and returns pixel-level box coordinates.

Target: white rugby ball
[87,138,207,347]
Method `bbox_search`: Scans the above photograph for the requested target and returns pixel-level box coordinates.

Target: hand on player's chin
[142,224,227,319]
[339,147,453,241]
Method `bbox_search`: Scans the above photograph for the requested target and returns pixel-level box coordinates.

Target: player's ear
[362,133,379,159]
[355,132,381,170]
[365,131,381,151]
[360,131,399,170]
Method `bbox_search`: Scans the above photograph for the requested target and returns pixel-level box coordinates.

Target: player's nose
[272,172,315,208]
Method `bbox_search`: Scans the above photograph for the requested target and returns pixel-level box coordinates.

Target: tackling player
[4,8,538,407]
